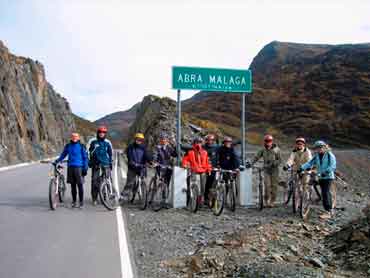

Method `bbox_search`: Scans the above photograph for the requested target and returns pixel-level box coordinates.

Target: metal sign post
[176,89,181,166]
[241,94,246,166]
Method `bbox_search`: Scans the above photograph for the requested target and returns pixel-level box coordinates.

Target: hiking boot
[71,202,77,208]
[92,200,98,206]
[319,212,331,220]
[79,202,84,209]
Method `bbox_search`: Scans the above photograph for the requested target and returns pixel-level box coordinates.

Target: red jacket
[182,145,212,174]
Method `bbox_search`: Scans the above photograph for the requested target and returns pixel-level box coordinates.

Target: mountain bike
[283,167,301,214]
[48,162,67,210]
[252,166,264,211]
[222,169,238,212]
[185,168,203,213]
[148,164,172,212]
[207,168,226,216]
[98,165,119,211]
[128,164,148,210]
[300,171,321,220]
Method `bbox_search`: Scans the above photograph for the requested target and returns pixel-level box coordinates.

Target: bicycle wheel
[137,179,148,210]
[49,178,58,210]
[187,182,199,213]
[129,179,138,203]
[284,181,293,205]
[300,189,311,220]
[211,181,225,216]
[227,180,236,212]
[151,182,165,212]
[258,180,264,211]
[58,175,66,203]
[292,184,300,214]
[148,177,156,206]
[99,179,119,211]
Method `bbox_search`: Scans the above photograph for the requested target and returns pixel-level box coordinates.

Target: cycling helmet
[159,132,168,140]
[264,134,273,142]
[193,137,203,144]
[223,136,233,143]
[97,126,108,133]
[135,133,145,140]
[295,137,306,144]
[313,140,326,148]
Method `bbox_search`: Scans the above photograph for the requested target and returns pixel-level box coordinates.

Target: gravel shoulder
[122,149,370,278]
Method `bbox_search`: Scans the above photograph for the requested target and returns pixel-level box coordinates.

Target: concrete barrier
[170,166,187,208]
[238,168,254,206]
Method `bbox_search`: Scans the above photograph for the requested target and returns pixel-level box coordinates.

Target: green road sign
[172,66,252,93]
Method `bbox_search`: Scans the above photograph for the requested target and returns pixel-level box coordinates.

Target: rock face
[184,41,370,147]
[128,95,194,149]
[95,102,140,145]
[0,40,75,166]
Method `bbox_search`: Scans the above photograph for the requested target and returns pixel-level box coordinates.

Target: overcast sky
[1,0,369,120]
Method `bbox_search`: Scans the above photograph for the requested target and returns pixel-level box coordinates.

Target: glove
[52,161,57,166]
[110,164,113,170]
[283,165,289,171]
[321,173,327,178]
[245,161,251,169]
[297,168,303,175]
[239,165,245,172]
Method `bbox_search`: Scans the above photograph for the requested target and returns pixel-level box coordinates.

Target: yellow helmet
[135,133,145,140]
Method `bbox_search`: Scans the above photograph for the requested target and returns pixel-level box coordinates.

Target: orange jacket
[182,145,212,174]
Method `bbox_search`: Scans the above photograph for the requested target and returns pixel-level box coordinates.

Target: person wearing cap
[153,133,177,186]
[122,133,151,196]
[299,140,337,219]
[203,134,220,203]
[89,126,113,205]
[182,137,212,205]
[283,137,312,192]
[54,133,88,208]
[248,134,282,207]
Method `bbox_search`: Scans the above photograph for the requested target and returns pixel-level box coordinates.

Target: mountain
[73,114,97,143]
[94,102,140,147]
[183,41,370,147]
[0,40,75,166]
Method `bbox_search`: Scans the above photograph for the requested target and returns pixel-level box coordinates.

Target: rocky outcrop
[0,40,75,166]
[184,41,370,147]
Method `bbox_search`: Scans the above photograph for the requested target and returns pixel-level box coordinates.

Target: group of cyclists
[54,125,338,220]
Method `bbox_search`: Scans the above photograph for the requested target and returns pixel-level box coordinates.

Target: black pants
[91,166,111,201]
[204,171,216,199]
[319,179,333,212]
[71,183,84,203]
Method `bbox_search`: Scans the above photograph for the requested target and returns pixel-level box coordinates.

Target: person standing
[54,133,88,208]
[247,134,282,207]
[89,126,113,205]
[283,137,312,192]
[203,134,220,202]
[299,140,337,219]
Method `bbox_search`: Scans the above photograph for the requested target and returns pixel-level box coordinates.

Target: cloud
[1,0,369,120]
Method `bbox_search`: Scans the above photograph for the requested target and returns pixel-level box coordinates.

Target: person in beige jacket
[283,137,312,192]
[248,134,282,207]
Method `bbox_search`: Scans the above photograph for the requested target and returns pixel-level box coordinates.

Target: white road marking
[113,153,134,278]
[0,157,57,172]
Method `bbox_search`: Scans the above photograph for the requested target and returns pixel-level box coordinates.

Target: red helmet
[97,126,108,133]
[264,134,273,142]
[295,137,306,144]
[223,136,233,143]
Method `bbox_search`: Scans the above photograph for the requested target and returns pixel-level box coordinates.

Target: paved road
[0,160,133,278]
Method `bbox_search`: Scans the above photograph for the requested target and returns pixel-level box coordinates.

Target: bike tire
[151,182,165,212]
[49,178,58,210]
[258,180,264,211]
[284,181,293,205]
[58,175,66,203]
[211,182,225,216]
[227,181,236,212]
[292,184,300,214]
[187,182,199,213]
[138,179,148,210]
[99,179,119,211]
[300,189,311,220]
[148,177,156,206]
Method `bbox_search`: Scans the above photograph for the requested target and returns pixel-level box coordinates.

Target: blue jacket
[153,144,177,166]
[89,138,113,167]
[56,141,88,170]
[301,151,336,180]
[126,143,151,171]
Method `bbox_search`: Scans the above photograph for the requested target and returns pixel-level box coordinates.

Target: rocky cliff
[183,41,370,147]
[0,40,75,166]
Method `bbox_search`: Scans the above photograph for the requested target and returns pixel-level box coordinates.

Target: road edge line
[114,153,135,278]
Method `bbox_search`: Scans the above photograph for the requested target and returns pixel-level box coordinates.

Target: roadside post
[171,66,252,208]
